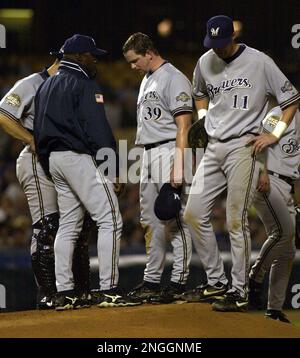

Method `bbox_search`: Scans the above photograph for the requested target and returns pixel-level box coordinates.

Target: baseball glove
[187,118,208,152]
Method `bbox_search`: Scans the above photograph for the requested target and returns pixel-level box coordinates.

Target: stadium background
[0,0,299,312]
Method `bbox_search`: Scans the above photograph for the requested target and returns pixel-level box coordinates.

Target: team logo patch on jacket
[95,94,104,103]
[5,93,21,107]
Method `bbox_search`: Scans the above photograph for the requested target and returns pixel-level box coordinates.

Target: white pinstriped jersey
[193,45,300,141]
[0,73,45,131]
[262,106,300,180]
[136,62,193,145]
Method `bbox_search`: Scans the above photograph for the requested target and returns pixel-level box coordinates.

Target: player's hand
[256,170,270,193]
[170,166,183,189]
[247,133,278,155]
[113,178,125,197]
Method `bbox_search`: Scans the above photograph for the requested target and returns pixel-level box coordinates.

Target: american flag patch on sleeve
[95,94,104,103]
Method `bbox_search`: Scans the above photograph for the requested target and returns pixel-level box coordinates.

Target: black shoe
[248,279,263,310]
[37,295,55,310]
[148,282,186,304]
[181,282,228,302]
[92,289,142,308]
[212,291,248,312]
[76,292,92,308]
[54,291,81,311]
[128,281,161,303]
[265,310,291,323]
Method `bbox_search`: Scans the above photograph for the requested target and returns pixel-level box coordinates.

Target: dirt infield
[0,302,299,338]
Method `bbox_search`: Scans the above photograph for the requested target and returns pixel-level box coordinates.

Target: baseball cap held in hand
[203,15,234,49]
[50,34,107,60]
[154,183,182,220]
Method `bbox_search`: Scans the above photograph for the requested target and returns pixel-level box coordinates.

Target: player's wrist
[197,109,207,120]
[272,120,287,139]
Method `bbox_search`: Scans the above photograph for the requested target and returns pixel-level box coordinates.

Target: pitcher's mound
[0,303,299,338]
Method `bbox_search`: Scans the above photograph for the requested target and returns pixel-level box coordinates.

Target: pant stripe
[175,214,188,285]
[92,158,118,288]
[251,193,282,281]
[241,155,256,294]
[32,153,45,221]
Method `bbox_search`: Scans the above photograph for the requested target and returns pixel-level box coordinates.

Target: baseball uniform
[0,70,58,307]
[184,44,300,311]
[250,106,300,321]
[130,61,193,300]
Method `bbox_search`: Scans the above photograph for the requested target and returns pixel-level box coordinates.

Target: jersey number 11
[232,94,249,110]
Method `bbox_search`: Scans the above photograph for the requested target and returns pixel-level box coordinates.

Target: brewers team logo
[176,92,191,102]
[211,27,220,37]
[282,138,300,155]
[5,93,21,107]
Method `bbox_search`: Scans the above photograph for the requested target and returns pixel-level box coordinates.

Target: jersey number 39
[144,106,162,121]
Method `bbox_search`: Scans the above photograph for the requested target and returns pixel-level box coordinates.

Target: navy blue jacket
[34,59,117,176]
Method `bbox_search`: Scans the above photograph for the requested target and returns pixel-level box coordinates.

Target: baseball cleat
[148,282,186,304]
[96,293,142,308]
[54,292,82,311]
[180,282,228,302]
[127,281,161,303]
[212,291,248,312]
[265,310,291,323]
[36,295,56,310]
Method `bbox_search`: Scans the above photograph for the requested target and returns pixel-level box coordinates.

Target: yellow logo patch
[5,93,21,107]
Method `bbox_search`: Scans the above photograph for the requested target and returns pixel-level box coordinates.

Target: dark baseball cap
[154,183,182,221]
[50,34,107,60]
[203,15,234,49]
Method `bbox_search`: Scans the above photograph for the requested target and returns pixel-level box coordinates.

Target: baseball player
[182,15,300,312]
[34,34,140,310]
[123,32,192,303]
[249,106,300,323]
[0,55,92,309]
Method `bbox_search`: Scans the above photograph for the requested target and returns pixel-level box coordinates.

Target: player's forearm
[0,113,33,145]
[272,101,299,139]
[174,113,192,177]
[194,98,209,120]
[281,101,299,125]
[194,97,209,111]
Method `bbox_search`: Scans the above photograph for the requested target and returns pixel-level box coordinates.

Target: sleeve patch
[5,93,21,107]
[281,81,293,93]
[176,92,191,102]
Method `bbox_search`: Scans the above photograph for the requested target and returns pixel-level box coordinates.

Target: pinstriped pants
[140,141,192,285]
[49,151,122,293]
[251,175,296,310]
[184,135,263,297]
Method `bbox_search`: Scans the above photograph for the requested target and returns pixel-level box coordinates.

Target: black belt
[267,170,294,186]
[144,139,176,151]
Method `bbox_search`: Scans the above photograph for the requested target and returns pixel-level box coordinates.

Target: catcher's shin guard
[73,213,94,297]
[33,213,59,298]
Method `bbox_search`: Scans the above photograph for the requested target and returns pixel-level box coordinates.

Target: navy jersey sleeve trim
[171,107,193,116]
[0,108,20,122]
[280,93,300,110]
